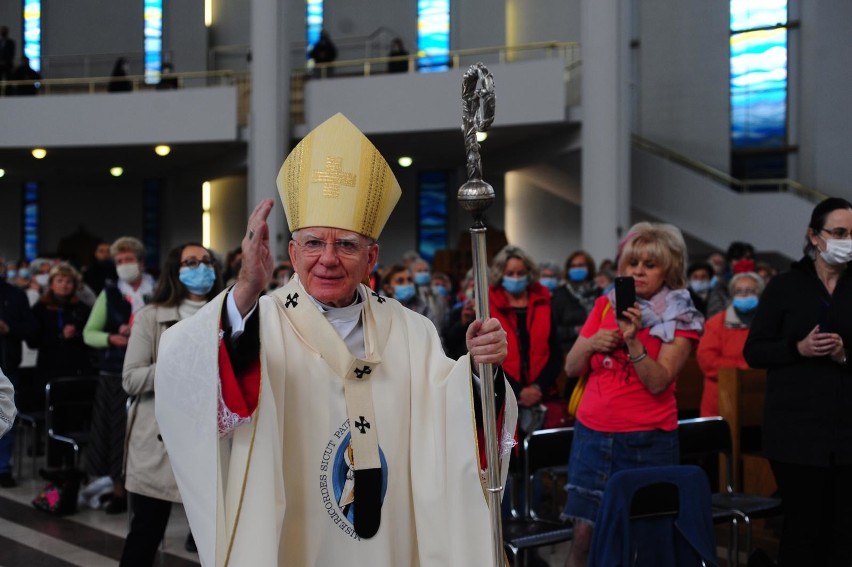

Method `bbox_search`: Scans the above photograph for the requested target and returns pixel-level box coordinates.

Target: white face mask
[34,273,50,287]
[116,262,141,283]
[820,239,852,266]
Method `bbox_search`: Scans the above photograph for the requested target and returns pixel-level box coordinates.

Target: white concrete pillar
[580,0,631,264]
[249,0,290,262]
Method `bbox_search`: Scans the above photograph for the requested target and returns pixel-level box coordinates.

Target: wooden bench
[717,367,776,495]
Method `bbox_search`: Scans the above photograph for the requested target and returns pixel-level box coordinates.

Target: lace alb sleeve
[217,384,252,439]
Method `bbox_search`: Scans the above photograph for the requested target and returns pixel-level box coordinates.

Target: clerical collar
[307,286,366,359]
[308,288,364,313]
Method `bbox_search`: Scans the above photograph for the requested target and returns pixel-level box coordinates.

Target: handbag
[567,375,587,418]
[566,302,611,418]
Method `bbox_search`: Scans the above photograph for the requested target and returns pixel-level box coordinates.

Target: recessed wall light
[0,168,5,178]
[398,156,413,168]
[154,145,171,156]
[32,148,47,159]
[110,167,124,177]
[476,132,488,143]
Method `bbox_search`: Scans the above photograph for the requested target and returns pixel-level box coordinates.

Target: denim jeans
[562,419,679,525]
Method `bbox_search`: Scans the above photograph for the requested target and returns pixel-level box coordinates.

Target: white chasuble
[156,276,517,567]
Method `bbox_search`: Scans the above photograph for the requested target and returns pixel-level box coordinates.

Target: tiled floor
[0,450,199,567]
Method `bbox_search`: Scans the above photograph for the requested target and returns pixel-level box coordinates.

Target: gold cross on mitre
[312,156,357,198]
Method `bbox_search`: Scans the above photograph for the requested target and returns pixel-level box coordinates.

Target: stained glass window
[23,182,39,261]
[306,0,323,57]
[418,171,449,262]
[144,0,163,84]
[730,0,788,177]
[23,0,41,72]
[417,0,450,72]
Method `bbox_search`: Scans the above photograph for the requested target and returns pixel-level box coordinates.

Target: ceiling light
[110,167,124,177]
[31,148,47,159]
[0,169,5,178]
[398,156,413,168]
[476,131,488,143]
[154,145,171,156]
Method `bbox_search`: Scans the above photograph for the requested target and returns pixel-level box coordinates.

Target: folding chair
[503,426,574,566]
[678,417,782,565]
[45,375,99,469]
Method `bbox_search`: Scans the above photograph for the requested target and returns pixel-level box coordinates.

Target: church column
[249,0,290,261]
[580,0,631,263]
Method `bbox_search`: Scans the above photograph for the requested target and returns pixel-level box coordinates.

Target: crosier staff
[458,62,503,565]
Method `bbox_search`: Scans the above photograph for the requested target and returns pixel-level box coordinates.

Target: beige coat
[122,303,181,501]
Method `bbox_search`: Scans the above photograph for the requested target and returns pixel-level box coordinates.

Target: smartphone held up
[615,276,636,319]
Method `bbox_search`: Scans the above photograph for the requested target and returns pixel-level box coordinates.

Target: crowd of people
[1,148,850,565]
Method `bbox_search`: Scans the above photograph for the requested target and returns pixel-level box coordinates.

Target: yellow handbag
[566,303,611,418]
[567,375,587,417]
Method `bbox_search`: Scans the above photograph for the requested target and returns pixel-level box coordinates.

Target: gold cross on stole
[312,156,357,198]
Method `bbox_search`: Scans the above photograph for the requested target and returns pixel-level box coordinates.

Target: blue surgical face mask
[394,283,416,303]
[413,272,431,286]
[732,295,759,312]
[709,275,719,288]
[689,279,712,294]
[18,269,30,279]
[568,267,588,282]
[431,284,449,297]
[502,275,529,295]
[5,270,15,279]
[179,265,216,296]
[540,277,558,291]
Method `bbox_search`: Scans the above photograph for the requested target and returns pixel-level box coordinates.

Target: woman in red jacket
[487,245,563,434]
[696,271,764,416]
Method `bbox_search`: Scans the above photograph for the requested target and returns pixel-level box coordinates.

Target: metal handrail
[302,41,580,79]
[0,69,248,96]
[632,134,827,203]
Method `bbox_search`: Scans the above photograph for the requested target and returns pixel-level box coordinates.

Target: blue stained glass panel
[417,0,450,72]
[23,0,41,72]
[144,0,163,84]
[418,171,449,262]
[730,27,787,149]
[730,0,787,32]
[23,182,39,261]
[306,0,323,58]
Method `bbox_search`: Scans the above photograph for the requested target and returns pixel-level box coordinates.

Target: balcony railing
[1,41,580,132]
[633,134,827,203]
[290,41,581,124]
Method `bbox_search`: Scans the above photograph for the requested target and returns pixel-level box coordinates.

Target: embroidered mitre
[276,113,401,240]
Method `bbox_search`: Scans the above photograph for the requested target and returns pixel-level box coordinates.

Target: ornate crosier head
[458,63,496,224]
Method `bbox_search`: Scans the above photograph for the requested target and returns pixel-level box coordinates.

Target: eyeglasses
[180,258,213,269]
[293,238,370,257]
[820,227,852,240]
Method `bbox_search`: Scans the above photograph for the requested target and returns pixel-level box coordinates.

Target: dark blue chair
[588,465,718,567]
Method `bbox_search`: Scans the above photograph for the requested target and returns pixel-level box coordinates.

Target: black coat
[551,285,589,356]
[743,257,852,466]
[0,280,37,375]
[28,296,94,382]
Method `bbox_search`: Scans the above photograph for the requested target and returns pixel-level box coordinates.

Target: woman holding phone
[744,197,852,567]
[561,222,704,567]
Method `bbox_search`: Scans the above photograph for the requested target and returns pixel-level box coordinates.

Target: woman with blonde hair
[561,222,704,567]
